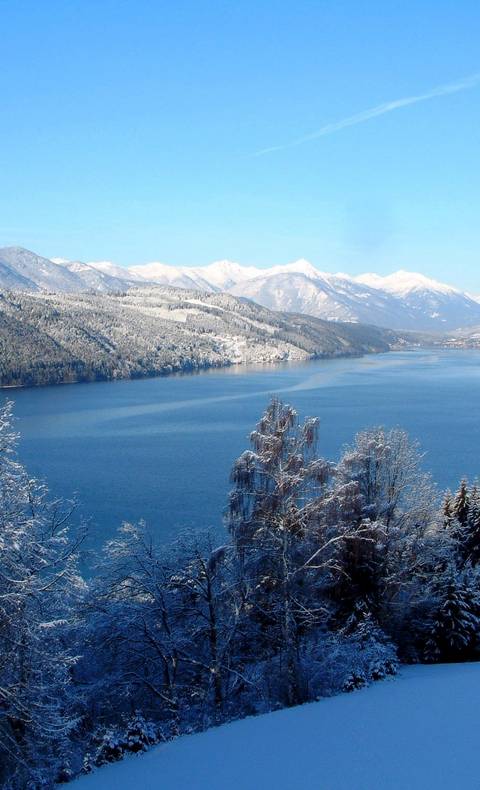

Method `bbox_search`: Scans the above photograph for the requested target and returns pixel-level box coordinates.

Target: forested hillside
[0,287,407,387]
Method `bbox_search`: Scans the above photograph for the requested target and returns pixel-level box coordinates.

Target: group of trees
[1,397,479,787]
[0,402,86,787]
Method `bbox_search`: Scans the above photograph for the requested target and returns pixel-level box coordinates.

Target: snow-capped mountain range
[0,245,479,331]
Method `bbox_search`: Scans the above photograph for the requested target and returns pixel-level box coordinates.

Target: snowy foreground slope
[74,664,479,790]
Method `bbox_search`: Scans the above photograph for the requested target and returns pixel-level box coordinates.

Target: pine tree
[463,485,480,566]
[447,481,480,567]
[452,479,470,528]
[424,568,480,662]
[443,491,454,529]
[340,605,398,690]
[123,713,157,754]
[92,728,124,767]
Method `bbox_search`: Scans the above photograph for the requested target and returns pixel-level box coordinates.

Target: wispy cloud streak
[253,73,480,156]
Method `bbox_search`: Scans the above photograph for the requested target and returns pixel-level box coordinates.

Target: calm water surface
[3,350,480,546]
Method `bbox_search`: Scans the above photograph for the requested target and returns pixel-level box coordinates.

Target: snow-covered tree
[0,401,86,788]
[336,426,435,532]
[227,399,347,706]
[446,481,480,567]
[424,567,480,662]
[228,398,332,552]
[333,427,440,638]
[442,491,454,529]
[166,533,244,720]
[82,521,182,734]
[340,605,398,690]
[84,520,246,742]
[463,486,480,565]
[84,713,158,772]
[452,479,470,528]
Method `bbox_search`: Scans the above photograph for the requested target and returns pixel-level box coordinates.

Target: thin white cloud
[253,73,480,156]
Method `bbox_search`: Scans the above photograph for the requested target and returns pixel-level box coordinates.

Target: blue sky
[1,0,479,290]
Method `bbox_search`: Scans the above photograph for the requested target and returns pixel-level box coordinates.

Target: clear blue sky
[1,0,479,290]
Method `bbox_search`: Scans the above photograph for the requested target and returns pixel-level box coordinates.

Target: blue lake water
[3,349,480,547]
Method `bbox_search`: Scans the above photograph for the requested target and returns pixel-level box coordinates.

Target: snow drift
[74,663,480,790]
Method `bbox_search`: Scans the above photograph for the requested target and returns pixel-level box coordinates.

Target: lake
[3,349,480,548]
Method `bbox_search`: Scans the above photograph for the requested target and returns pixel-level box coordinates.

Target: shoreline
[0,343,448,393]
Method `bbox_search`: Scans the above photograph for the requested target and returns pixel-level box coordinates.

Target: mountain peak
[130,261,179,277]
[51,257,70,265]
[357,270,458,296]
[193,260,262,289]
[204,259,242,271]
[271,259,321,279]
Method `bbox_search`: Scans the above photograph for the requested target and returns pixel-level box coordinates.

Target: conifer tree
[448,481,480,566]
[424,568,480,662]
[452,479,470,528]
[463,485,480,566]
[443,491,454,529]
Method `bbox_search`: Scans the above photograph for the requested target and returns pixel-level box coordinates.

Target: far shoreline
[0,342,467,394]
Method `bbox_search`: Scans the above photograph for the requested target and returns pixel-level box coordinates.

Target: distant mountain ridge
[0,247,141,293]
[0,246,479,331]
[225,263,480,331]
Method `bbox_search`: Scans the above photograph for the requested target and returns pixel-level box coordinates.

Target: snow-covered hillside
[126,261,213,291]
[228,269,418,328]
[356,269,454,294]
[0,286,402,387]
[228,263,480,331]
[52,259,132,293]
[128,259,262,291]
[355,270,480,330]
[0,246,85,292]
[74,663,480,790]
[0,247,141,293]
[73,254,480,330]
[86,260,146,282]
[1,247,479,331]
